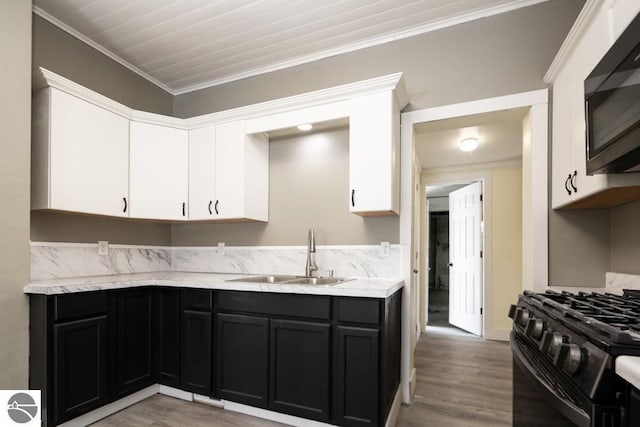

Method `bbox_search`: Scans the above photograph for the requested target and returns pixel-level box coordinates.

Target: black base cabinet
[154,288,181,387]
[216,313,269,407]
[270,319,332,422]
[29,286,401,427]
[180,289,213,396]
[114,289,154,398]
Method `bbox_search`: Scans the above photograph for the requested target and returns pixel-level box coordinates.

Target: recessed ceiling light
[297,123,313,131]
[459,137,479,152]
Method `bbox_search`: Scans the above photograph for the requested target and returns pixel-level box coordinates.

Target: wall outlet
[98,240,109,256]
[218,242,225,255]
[380,241,390,257]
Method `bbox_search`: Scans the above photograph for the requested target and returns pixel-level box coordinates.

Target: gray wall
[610,200,640,274]
[31,15,174,245]
[172,128,399,246]
[174,0,585,117]
[0,0,31,388]
[172,0,584,247]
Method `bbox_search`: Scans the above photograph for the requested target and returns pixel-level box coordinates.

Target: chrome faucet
[305,228,318,277]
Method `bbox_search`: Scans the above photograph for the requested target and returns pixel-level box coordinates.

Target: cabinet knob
[214,200,219,215]
[208,200,213,215]
[570,170,578,193]
[351,189,355,207]
[122,197,127,213]
[182,202,186,217]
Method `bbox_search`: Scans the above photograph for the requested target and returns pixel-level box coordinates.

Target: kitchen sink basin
[284,277,352,285]
[227,275,299,284]
[226,275,353,286]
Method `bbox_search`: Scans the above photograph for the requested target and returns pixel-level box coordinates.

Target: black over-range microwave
[585,12,640,174]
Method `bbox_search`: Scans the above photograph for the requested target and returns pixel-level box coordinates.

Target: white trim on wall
[399,89,549,403]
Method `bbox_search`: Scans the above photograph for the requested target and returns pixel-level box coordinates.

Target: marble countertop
[616,356,640,390]
[24,271,404,298]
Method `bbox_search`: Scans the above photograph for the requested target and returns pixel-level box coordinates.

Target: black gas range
[509,289,640,427]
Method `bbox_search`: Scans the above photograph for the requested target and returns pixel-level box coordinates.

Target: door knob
[412,269,418,274]
[448,262,453,267]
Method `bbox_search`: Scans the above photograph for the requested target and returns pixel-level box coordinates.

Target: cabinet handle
[208,200,213,215]
[564,174,572,196]
[123,197,127,213]
[351,189,355,207]
[570,170,578,193]
[182,202,186,217]
[215,200,219,215]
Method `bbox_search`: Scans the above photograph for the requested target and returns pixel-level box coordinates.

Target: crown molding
[34,67,406,130]
[543,0,604,83]
[33,6,175,96]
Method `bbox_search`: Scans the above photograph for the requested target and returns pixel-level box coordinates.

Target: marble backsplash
[30,242,401,281]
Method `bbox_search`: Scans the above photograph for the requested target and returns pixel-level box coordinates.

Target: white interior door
[448,181,483,336]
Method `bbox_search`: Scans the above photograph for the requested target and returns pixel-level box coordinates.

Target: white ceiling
[33,0,547,95]
[414,107,528,169]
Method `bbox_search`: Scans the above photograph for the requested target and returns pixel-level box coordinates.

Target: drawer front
[54,292,109,322]
[335,297,381,325]
[217,291,331,320]
[181,289,213,311]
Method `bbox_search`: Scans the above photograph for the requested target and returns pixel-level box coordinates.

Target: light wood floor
[92,329,512,426]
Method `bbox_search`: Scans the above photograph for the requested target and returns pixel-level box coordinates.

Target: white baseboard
[194,393,224,408]
[158,385,193,401]
[484,328,511,341]
[384,386,402,427]
[222,400,338,426]
[409,367,417,400]
[57,385,159,427]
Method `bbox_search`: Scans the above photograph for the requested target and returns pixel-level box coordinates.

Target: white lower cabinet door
[129,122,189,221]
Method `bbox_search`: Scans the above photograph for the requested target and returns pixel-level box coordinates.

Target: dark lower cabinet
[53,315,108,425]
[335,326,380,427]
[114,289,154,398]
[270,319,332,422]
[216,313,269,407]
[154,288,181,387]
[180,309,212,395]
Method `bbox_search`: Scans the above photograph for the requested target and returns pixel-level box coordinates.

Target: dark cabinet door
[335,326,380,427]
[53,315,108,425]
[154,288,181,386]
[270,319,331,422]
[216,313,269,408]
[115,289,154,397]
[180,309,212,395]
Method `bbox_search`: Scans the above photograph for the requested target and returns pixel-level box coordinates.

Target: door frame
[398,89,549,403]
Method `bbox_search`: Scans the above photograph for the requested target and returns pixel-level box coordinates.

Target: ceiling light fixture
[458,137,479,152]
[297,123,313,131]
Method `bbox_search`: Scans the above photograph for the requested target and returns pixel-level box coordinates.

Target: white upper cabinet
[214,121,269,221]
[188,126,217,220]
[189,122,269,222]
[349,91,400,216]
[549,0,640,209]
[129,122,189,221]
[31,88,130,217]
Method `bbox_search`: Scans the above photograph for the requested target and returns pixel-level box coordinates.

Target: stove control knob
[525,318,544,339]
[540,331,563,357]
[514,308,530,326]
[555,343,582,375]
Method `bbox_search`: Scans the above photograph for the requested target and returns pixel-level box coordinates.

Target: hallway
[397,329,512,426]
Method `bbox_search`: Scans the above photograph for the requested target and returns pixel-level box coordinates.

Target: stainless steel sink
[284,277,353,285]
[226,275,352,286]
[226,275,298,284]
